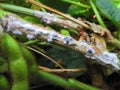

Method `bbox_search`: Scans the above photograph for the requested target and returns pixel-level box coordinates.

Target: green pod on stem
[20,45,40,84]
[2,33,29,90]
[0,57,8,73]
[0,75,10,90]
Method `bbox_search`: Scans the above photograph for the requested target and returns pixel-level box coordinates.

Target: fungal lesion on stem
[1,14,120,71]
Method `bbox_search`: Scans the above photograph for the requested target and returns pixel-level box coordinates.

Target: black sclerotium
[63,36,73,45]
[87,48,95,55]
[87,49,93,54]
[41,18,51,24]
[48,33,58,42]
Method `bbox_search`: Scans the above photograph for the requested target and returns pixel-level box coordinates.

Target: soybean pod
[20,45,40,84]
[2,33,29,90]
[0,75,10,90]
[0,57,8,73]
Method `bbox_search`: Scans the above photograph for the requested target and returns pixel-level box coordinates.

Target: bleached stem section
[34,10,82,31]
[1,14,120,71]
[34,11,110,36]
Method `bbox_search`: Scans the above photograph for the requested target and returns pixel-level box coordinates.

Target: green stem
[68,79,99,90]
[0,3,34,16]
[108,38,120,49]
[61,0,90,8]
[0,9,9,18]
[89,0,107,28]
[38,71,71,88]
[0,75,10,90]
[0,57,8,73]
[38,70,99,90]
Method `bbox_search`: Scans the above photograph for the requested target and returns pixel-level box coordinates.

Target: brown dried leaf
[90,33,107,51]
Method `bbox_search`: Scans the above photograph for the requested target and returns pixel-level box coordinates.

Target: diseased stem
[27,0,90,29]
[1,14,120,71]
[1,4,120,49]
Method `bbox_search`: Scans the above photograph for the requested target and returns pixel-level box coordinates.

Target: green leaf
[40,47,86,77]
[68,5,90,16]
[40,0,70,13]
[113,0,120,8]
[60,29,70,36]
[23,16,40,24]
[96,0,120,26]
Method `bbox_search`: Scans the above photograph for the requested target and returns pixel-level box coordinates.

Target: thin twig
[38,66,86,73]
[26,46,64,69]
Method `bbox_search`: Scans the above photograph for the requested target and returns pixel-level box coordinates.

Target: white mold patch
[23,24,32,28]
[34,29,42,35]
[103,51,119,63]
[26,34,35,40]
[34,10,58,24]
[12,30,22,35]
[40,29,48,35]
[94,51,120,70]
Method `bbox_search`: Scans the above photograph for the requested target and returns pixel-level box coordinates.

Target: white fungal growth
[79,39,120,70]
[34,29,42,35]
[103,51,119,63]
[34,10,81,30]
[23,24,33,29]
[40,29,48,35]
[94,51,120,70]
[26,34,35,40]
[34,10,56,24]
[12,30,22,35]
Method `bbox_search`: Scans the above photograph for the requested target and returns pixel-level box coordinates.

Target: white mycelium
[12,30,22,35]
[26,34,35,40]
[94,51,120,70]
[34,10,56,24]
[34,29,42,35]
[1,14,120,71]
[34,10,78,29]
